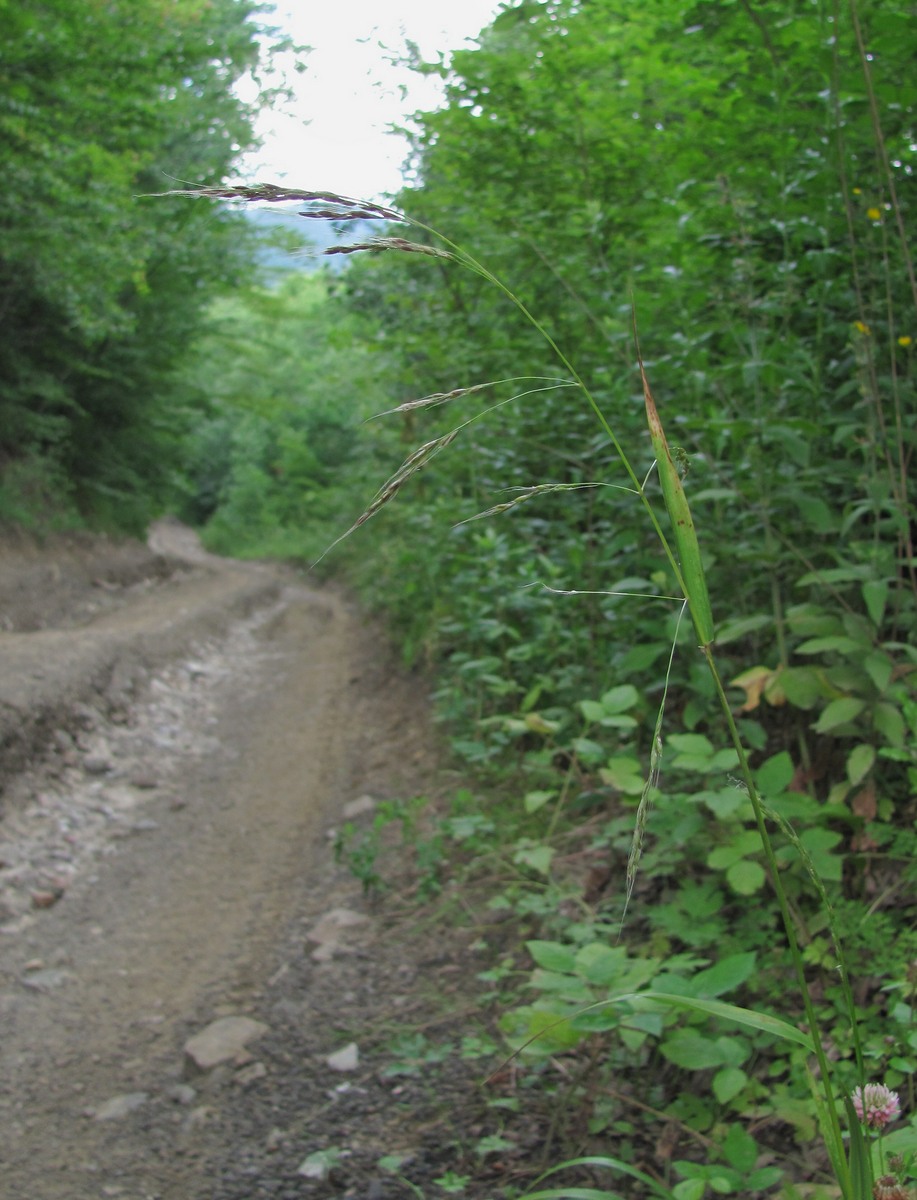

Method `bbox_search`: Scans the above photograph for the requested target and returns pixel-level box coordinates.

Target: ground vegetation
[183,1,917,1193]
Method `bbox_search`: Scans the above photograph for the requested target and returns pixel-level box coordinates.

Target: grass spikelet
[369,377,573,421]
[298,209,404,222]
[312,431,459,566]
[324,238,454,258]
[149,183,403,222]
[456,483,609,526]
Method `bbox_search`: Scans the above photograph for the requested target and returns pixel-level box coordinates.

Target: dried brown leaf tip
[151,183,403,223]
[325,238,453,259]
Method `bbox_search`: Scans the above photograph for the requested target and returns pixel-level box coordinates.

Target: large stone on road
[184,1016,270,1071]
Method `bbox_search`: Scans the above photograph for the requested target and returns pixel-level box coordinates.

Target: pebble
[83,756,113,776]
[184,1016,270,1071]
[342,795,376,819]
[308,908,369,963]
[93,1092,149,1121]
[21,968,73,991]
[234,1061,267,1087]
[326,1042,359,1072]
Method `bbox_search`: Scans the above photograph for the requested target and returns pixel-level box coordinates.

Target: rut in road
[0,578,437,1200]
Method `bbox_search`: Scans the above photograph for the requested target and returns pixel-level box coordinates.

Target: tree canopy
[0,0,275,529]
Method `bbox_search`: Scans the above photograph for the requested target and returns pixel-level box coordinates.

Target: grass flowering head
[852,1083,901,1130]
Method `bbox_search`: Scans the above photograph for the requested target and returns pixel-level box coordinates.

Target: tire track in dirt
[0,529,441,1199]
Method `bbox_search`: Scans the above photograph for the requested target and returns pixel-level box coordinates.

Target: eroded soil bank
[0,526,511,1200]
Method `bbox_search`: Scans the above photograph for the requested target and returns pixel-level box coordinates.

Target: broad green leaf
[721,1123,759,1172]
[580,700,608,723]
[710,748,740,771]
[716,1031,749,1064]
[691,952,757,998]
[571,737,607,763]
[514,844,555,875]
[505,1007,581,1054]
[812,698,865,733]
[574,943,629,986]
[708,831,760,870]
[712,614,772,645]
[796,567,870,587]
[600,755,644,795]
[747,1167,783,1190]
[861,579,888,627]
[599,684,639,713]
[668,733,714,755]
[701,787,749,818]
[524,789,556,814]
[779,667,826,709]
[874,701,906,747]
[881,1123,917,1158]
[755,750,795,794]
[796,495,838,532]
[673,1181,705,1200]
[846,743,875,787]
[660,1031,728,1069]
[713,1066,748,1104]
[796,636,864,656]
[726,859,766,894]
[526,941,576,974]
[530,969,592,998]
[863,651,893,694]
[798,828,843,882]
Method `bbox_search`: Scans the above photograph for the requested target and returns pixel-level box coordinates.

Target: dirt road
[0,524,469,1200]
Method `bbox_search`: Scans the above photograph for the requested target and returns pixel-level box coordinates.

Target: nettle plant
[168,182,915,1198]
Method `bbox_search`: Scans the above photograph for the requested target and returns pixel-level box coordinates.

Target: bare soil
[0,523,521,1200]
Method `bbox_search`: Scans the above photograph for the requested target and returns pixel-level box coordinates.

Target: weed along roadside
[175,177,917,1194]
[162,123,917,1192]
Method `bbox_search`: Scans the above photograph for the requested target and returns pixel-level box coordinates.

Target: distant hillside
[243,204,387,277]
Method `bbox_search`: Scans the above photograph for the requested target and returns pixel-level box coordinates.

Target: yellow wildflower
[855,321,871,335]
[867,207,882,220]
[852,187,862,195]
[899,336,913,347]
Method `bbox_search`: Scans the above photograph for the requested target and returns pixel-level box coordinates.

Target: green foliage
[179,273,401,563]
[0,0,279,530]
[161,0,917,1193]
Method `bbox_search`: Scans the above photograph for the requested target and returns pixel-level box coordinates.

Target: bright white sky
[238,1,504,201]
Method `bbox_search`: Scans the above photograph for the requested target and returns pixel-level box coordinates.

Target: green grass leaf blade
[524,1156,674,1199]
[843,1094,873,1199]
[639,359,715,647]
[613,992,816,1052]
[521,1190,629,1200]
